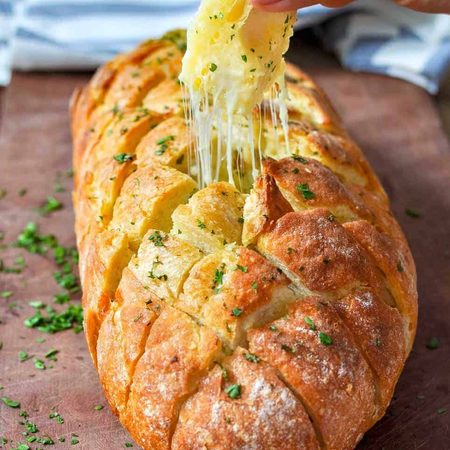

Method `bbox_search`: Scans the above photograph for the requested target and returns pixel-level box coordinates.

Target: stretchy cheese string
[180,0,295,191]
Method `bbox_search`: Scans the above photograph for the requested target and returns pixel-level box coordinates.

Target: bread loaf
[71,30,417,450]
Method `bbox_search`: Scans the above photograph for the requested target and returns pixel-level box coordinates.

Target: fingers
[253,0,353,13]
[395,0,450,13]
[253,0,316,12]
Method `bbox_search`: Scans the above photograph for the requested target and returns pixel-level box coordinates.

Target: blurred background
[1,0,449,130]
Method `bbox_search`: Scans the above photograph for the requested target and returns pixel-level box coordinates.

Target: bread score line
[71,29,418,450]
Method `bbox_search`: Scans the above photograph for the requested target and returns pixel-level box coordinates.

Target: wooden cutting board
[0,37,449,449]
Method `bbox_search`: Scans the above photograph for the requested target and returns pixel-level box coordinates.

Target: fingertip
[253,0,310,12]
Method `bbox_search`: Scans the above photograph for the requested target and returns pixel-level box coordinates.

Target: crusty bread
[71,30,417,450]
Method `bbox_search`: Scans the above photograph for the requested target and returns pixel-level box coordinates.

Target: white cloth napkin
[1,0,449,93]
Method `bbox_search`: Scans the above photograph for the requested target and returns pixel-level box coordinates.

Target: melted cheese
[180,0,295,190]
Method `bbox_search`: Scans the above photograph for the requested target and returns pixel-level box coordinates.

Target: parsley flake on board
[426,337,440,350]
[405,207,421,218]
[1,396,20,408]
[24,304,83,334]
[34,358,46,370]
[19,351,31,362]
[15,222,57,254]
[45,349,59,360]
[38,196,63,216]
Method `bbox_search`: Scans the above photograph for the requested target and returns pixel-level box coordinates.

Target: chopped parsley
[296,183,315,200]
[225,384,241,399]
[37,437,54,445]
[319,332,333,346]
[24,421,38,433]
[19,351,31,362]
[231,308,243,317]
[14,444,30,450]
[49,411,64,424]
[251,281,258,290]
[405,208,421,218]
[209,63,218,72]
[38,196,63,216]
[292,154,308,164]
[213,265,225,292]
[34,358,46,370]
[0,255,26,274]
[0,291,13,298]
[94,405,104,411]
[148,231,166,247]
[244,353,260,363]
[113,153,134,164]
[235,265,247,273]
[303,316,316,331]
[54,293,70,304]
[155,135,174,155]
[241,54,247,63]
[426,337,440,350]
[15,222,57,254]
[1,396,20,408]
[24,304,83,334]
[196,219,206,229]
[45,349,59,360]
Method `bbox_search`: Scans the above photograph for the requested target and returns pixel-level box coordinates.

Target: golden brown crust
[72,33,417,450]
[248,298,378,450]
[123,307,222,450]
[173,348,320,450]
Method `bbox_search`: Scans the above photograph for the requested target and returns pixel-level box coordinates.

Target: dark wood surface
[0,40,449,449]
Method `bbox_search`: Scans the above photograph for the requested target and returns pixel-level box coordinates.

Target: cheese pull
[180,0,295,115]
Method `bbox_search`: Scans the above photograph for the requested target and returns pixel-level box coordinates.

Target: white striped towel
[0,0,449,93]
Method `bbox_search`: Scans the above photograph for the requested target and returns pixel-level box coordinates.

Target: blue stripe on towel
[0,0,449,93]
[27,1,199,17]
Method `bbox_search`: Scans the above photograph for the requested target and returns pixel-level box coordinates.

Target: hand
[253,0,450,14]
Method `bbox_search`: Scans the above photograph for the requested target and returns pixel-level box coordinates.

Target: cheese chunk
[180,0,295,115]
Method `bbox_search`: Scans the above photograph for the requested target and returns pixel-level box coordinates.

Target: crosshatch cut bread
[71,31,417,450]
